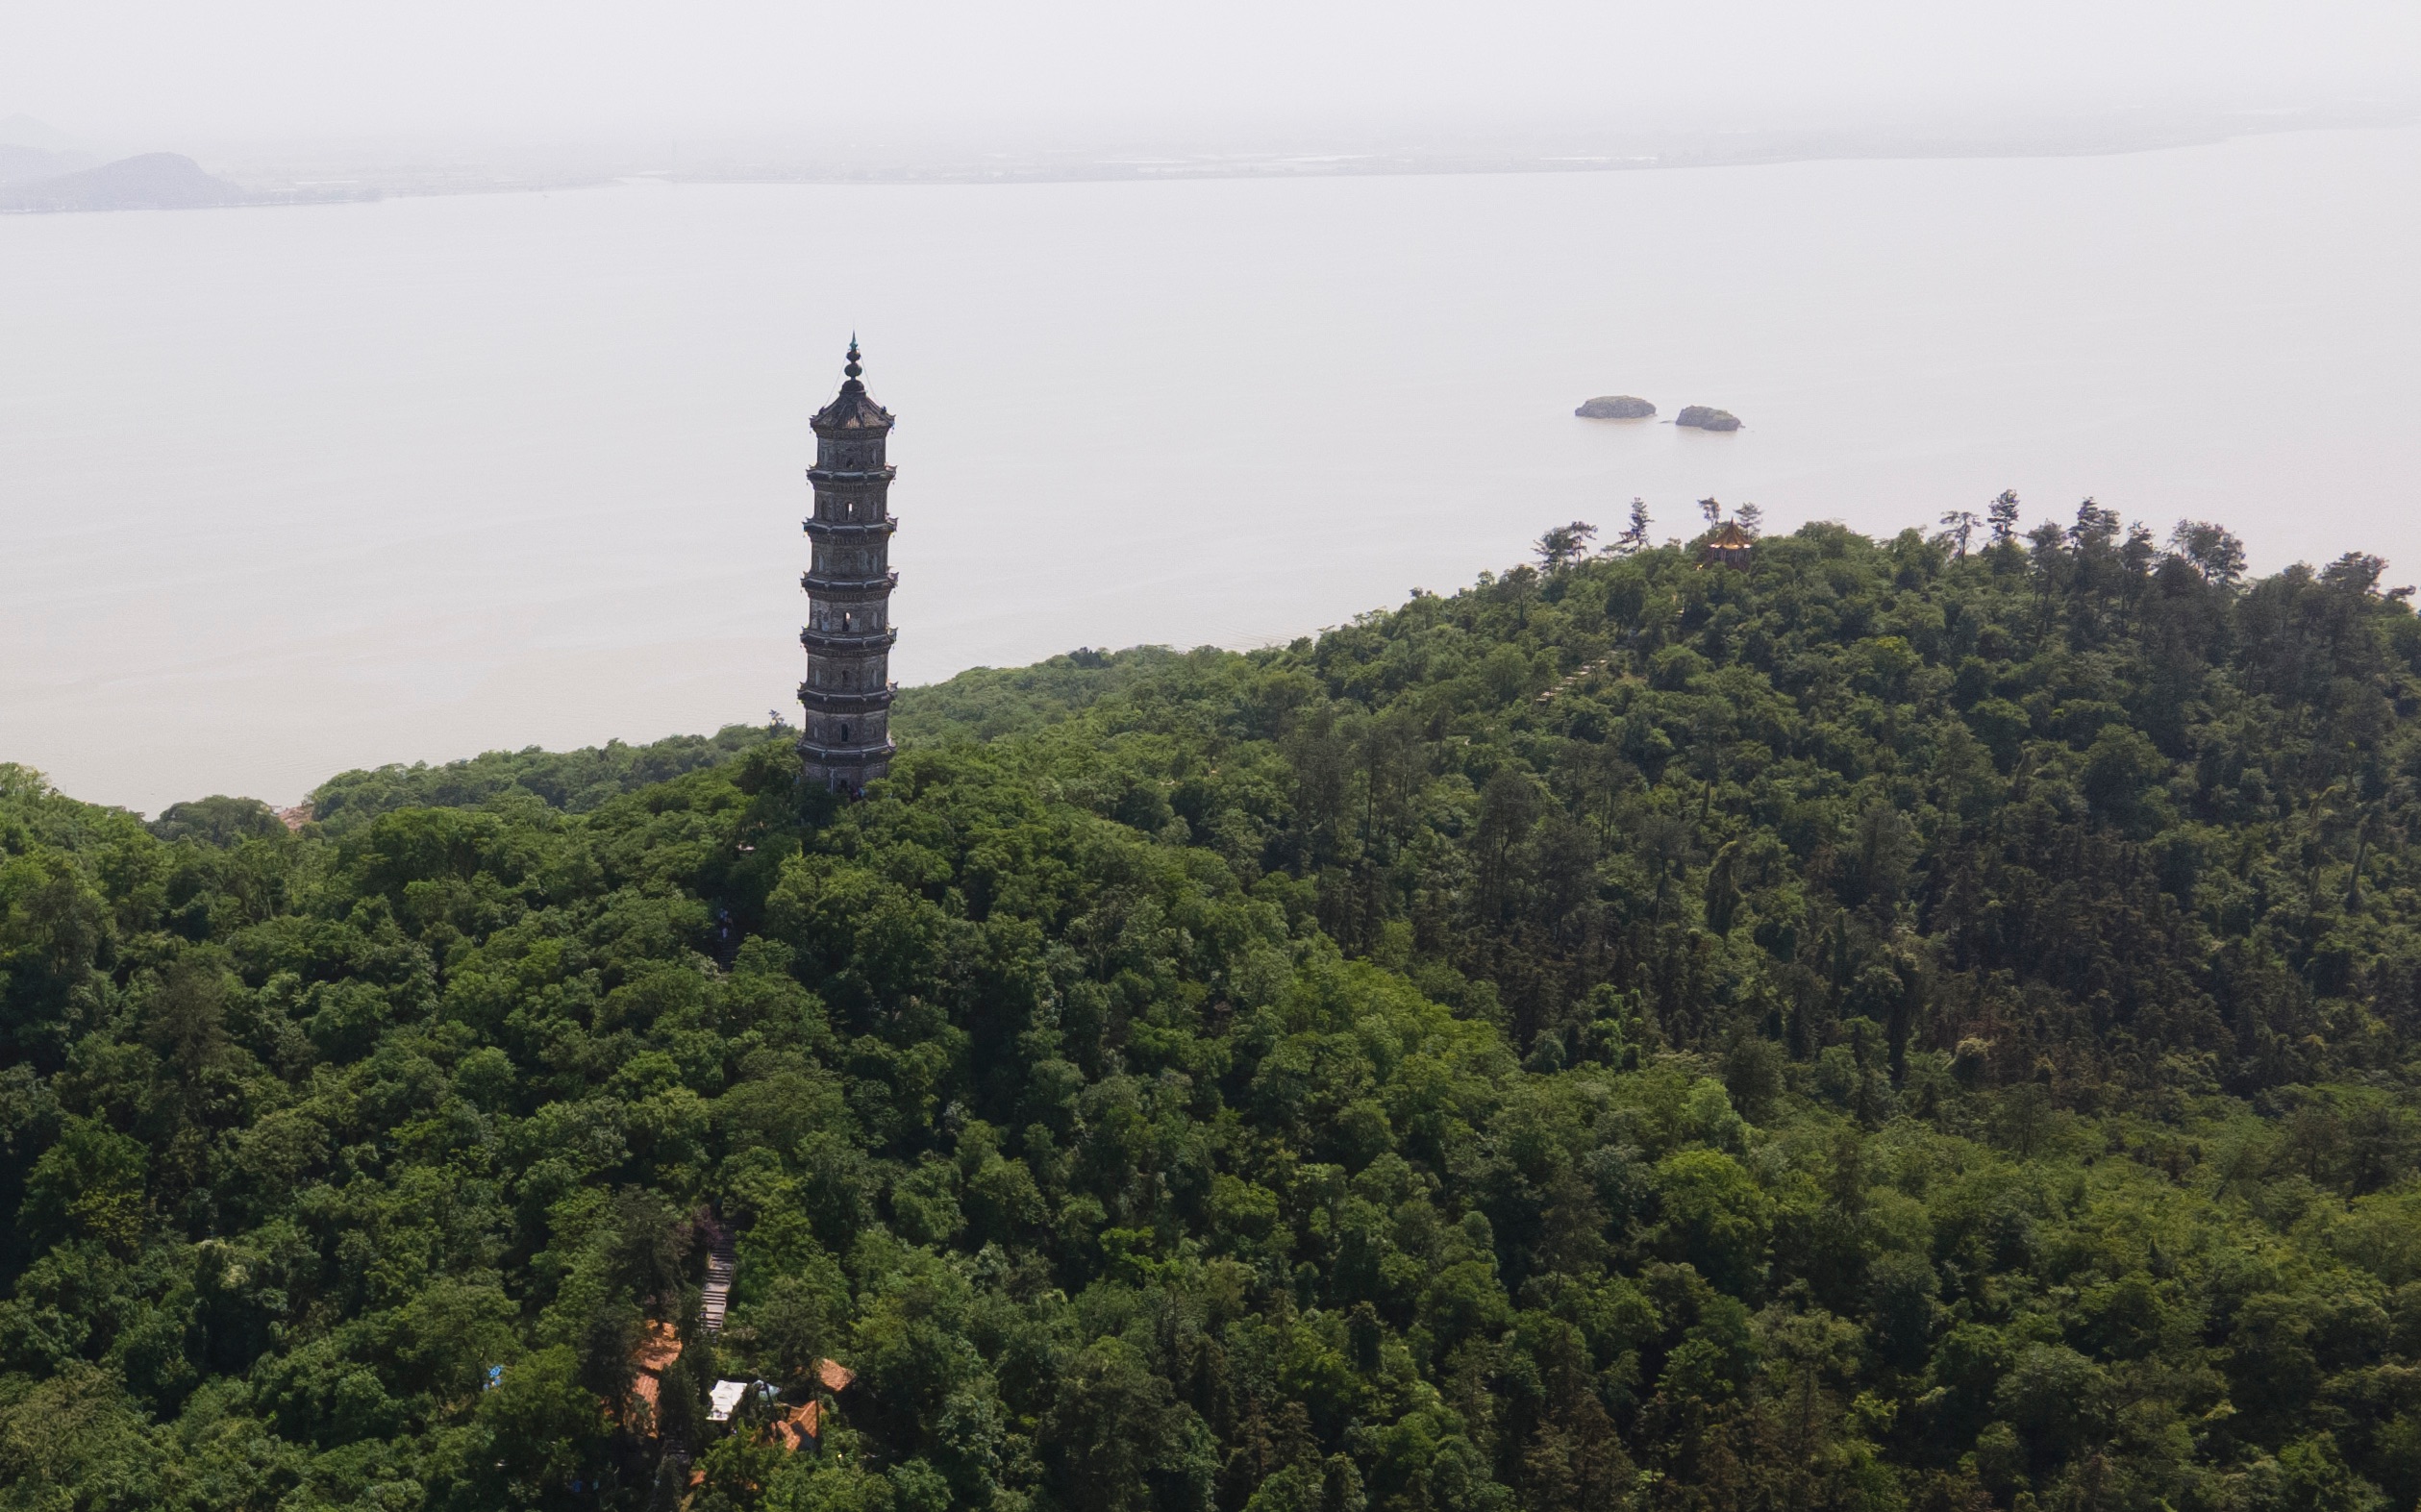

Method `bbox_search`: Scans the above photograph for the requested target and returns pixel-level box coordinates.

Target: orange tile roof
[772,1400,821,1451]
[619,1321,687,1436]
[633,1320,683,1376]
[815,1358,856,1392]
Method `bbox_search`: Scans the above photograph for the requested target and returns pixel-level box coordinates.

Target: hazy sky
[7,0,2418,152]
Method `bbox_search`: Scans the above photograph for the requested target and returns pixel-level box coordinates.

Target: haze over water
[5,123,2417,814]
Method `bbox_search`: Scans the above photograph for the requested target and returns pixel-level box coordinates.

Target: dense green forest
[8,506,2421,1512]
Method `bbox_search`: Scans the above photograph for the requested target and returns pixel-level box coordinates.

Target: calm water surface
[4,127,2417,811]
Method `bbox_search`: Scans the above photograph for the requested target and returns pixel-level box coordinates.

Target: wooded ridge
[5,507,2420,1512]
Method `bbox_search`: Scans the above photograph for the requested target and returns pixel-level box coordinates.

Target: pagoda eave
[800,627,899,653]
[803,518,899,540]
[797,685,898,712]
[797,742,897,767]
[800,571,900,599]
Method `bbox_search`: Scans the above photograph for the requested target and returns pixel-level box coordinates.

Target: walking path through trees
[701,1219,736,1335]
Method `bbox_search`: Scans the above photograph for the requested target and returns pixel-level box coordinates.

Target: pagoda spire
[797,340,899,795]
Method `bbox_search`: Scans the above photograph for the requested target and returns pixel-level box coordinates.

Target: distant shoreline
[14,108,2410,212]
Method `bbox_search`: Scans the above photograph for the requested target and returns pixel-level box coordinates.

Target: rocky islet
[1575,394,1656,419]
[1575,396,1744,429]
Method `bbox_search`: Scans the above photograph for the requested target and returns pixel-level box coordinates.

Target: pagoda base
[799,740,896,796]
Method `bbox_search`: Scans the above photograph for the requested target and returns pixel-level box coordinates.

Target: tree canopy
[7,509,2421,1512]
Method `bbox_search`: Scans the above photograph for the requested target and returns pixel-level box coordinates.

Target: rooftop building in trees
[1700,519,1756,568]
[798,341,899,793]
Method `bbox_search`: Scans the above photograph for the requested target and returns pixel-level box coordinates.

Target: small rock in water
[1675,406,1742,432]
[1575,395,1657,419]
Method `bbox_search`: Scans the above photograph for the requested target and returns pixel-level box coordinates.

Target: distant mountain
[0,143,97,186]
[0,112,83,151]
[0,152,247,211]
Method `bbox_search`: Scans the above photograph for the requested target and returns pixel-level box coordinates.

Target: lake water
[5,126,2418,813]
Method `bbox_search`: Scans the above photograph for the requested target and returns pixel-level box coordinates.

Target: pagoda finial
[843,336,862,381]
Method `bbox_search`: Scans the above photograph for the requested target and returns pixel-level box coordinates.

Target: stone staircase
[701,1220,736,1335]
[1535,657,1610,704]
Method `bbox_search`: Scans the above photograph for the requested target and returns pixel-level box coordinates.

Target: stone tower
[797,340,898,794]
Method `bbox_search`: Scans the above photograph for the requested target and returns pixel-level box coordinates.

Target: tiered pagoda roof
[810,340,894,433]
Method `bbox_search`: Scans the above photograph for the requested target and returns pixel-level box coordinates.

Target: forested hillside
[8,508,2421,1512]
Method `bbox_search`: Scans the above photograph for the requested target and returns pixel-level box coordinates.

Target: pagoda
[797,340,899,794]
[1700,519,1756,569]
